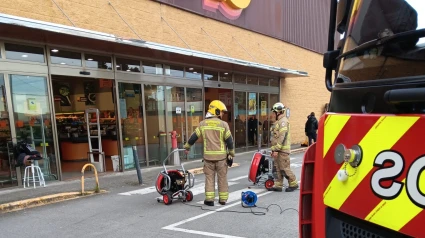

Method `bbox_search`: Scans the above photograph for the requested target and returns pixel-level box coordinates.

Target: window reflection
[85,54,112,70]
[116,58,141,72]
[164,65,184,77]
[259,78,269,86]
[234,74,246,84]
[270,78,280,87]
[185,67,202,79]
[50,49,82,66]
[143,62,163,75]
[204,70,218,81]
[247,76,258,85]
[220,72,232,82]
[234,91,247,149]
[186,88,203,159]
[5,43,45,63]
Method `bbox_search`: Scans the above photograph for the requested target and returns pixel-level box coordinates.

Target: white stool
[23,160,46,188]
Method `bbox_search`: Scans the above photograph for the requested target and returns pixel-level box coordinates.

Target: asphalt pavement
[0,151,305,238]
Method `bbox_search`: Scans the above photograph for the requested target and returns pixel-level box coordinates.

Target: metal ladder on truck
[85,108,105,173]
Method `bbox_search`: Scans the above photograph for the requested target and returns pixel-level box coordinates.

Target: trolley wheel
[163,193,173,205]
[185,191,194,202]
[265,179,274,190]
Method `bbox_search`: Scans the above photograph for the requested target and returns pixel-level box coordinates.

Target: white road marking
[162,191,273,238]
[155,181,239,200]
[196,187,265,204]
[228,175,247,182]
[118,175,242,196]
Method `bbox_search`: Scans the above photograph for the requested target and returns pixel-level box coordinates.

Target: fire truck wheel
[163,193,173,205]
[265,179,274,190]
[185,191,194,202]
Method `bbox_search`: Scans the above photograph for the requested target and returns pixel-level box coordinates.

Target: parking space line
[162,191,273,237]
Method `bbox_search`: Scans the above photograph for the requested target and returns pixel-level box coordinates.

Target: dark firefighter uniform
[184,100,235,206]
[270,102,298,192]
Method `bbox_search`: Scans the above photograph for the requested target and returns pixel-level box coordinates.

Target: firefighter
[184,100,235,206]
[270,102,298,192]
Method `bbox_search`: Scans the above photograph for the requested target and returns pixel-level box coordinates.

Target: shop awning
[0,13,308,78]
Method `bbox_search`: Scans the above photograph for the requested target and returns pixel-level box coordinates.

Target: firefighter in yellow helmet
[184,100,235,206]
[270,102,298,192]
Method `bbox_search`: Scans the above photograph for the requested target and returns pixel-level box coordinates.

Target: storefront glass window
[164,65,184,78]
[204,70,218,81]
[219,72,232,82]
[50,49,82,67]
[270,78,280,87]
[0,74,15,188]
[85,54,113,70]
[234,74,246,84]
[118,83,146,168]
[116,58,141,72]
[142,62,163,75]
[258,77,269,86]
[165,86,186,160]
[247,76,259,85]
[5,43,45,63]
[52,75,117,178]
[259,93,269,148]
[10,74,57,181]
[185,67,202,80]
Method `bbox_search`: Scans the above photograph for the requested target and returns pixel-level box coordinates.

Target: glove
[227,155,233,167]
[228,150,235,157]
[183,143,191,154]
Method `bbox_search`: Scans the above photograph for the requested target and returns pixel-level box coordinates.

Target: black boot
[204,200,214,206]
[219,201,226,205]
[285,184,299,192]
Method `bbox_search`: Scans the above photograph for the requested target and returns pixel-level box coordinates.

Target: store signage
[176,107,182,114]
[99,79,113,88]
[78,97,87,102]
[203,0,251,20]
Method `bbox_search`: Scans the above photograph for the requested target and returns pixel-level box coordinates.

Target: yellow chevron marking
[323,115,351,158]
[323,116,419,209]
[365,177,424,231]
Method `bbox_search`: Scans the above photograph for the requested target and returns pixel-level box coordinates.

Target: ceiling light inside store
[87,58,93,61]
[22,55,28,58]
[193,72,197,74]
[51,49,59,53]
[189,68,194,70]
[116,65,120,67]
[60,62,66,65]
[224,72,228,75]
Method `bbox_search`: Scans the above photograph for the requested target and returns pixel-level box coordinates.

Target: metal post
[133,145,143,185]
[258,133,262,151]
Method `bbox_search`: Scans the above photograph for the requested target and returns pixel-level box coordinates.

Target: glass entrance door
[144,84,167,166]
[0,74,15,188]
[165,86,186,161]
[118,82,146,169]
[234,91,247,151]
[185,88,203,160]
[247,92,259,148]
[259,93,269,148]
[9,74,57,181]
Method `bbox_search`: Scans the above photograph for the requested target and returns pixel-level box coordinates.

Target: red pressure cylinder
[170,131,178,149]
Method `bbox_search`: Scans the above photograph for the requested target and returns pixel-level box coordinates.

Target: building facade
[0,0,331,187]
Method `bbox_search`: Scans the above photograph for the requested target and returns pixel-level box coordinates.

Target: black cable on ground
[182,202,299,216]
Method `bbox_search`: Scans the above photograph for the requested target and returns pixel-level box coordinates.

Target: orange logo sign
[203,0,251,20]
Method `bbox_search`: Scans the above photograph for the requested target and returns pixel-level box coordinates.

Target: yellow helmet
[208,100,228,116]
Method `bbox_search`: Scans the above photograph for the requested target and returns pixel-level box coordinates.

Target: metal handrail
[162,149,187,175]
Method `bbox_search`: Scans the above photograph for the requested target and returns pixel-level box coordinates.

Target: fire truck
[299,0,424,237]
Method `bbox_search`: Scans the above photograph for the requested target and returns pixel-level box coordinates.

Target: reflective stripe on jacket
[270,115,291,152]
[187,117,234,161]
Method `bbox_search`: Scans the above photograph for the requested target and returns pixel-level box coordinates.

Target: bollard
[133,145,143,185]
[258,133,262,151]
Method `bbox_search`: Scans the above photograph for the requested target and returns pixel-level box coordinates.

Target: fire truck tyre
[265,179,274,190]
[185,191,194,202]
[163,193,173,205]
